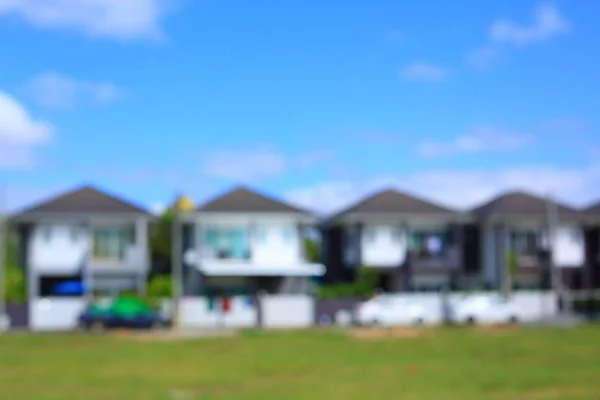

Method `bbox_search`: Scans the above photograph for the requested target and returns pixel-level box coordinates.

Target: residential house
[177,186,324,298]
[582,201,600,290]
[469,191,585,291]
[319,189,468,292]
[11,185,152,330]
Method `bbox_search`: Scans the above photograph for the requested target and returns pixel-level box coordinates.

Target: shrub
[315,266,378,299]
[147,274,172,298]
[5,265,26,303]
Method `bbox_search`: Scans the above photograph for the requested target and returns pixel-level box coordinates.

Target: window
[255,227,267,244]
[203,226,250,260]
[363,226,377,242]
[410,229,447,258]
[509,230,538,257]
[39,225,52,242]
[69,225,81,242]
[281,226,294,243]
[92,226,135,261]
[391,227,404,240]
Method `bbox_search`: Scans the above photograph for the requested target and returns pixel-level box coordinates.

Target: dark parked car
[78,297,172,331]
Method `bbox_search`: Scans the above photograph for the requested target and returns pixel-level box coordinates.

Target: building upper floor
[320,189,600,271]
[10,185,152,275]
[178,186,322,276]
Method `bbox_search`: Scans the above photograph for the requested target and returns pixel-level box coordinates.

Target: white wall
[195,218,306,268]
[252,223,301,265]
[260,295,314,328]
[359,225,407,267]
[29,298,86,331]
[29,225,89,274]
[178,297,258,329]
[29,221,148,275]
[553,226,584,267]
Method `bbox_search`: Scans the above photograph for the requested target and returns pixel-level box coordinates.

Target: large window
[410,229,448,258]
[203,226,250,260]
[92,226,135,261]
[509,230,538,257]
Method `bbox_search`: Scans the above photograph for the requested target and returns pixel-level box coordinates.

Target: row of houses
[3,184,600,330]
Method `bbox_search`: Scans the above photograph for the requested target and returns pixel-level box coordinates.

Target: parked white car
[354,295,429,326]
[452,295,521,325]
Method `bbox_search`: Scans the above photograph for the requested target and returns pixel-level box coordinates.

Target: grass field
[1,326,600,400]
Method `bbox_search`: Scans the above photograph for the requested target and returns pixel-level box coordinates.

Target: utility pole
[0,186,8,331]
[171,205,182,328]
[546,193,564,314]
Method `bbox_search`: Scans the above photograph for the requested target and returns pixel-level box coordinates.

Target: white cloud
[0,0,174,40]
[201,148,287,182]
[285,165,600,214]
[417,126,530,157]
[0,90,54,169]
[149,201,166,215]
[401,62,448,82]
[296,150,335,169]
[490,3,569,46]
[22,72,124,110]
[468,4,569,69]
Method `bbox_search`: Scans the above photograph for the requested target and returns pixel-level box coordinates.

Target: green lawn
[1,326,600,399]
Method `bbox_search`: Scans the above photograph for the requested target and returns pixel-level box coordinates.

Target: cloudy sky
[0,0,598,214]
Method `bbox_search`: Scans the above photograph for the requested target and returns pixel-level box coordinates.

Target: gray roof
[583,201,600,215]
[469,191,580,218]
[13,185,149,217]
[196,186,310,214]
[321,188,458,225]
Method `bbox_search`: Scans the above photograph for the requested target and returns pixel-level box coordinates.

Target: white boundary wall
[260,295,314,328]
[178,297,258,329]
[30,298,87,331]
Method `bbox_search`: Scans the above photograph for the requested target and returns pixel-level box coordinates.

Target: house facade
[177,186,324,297]
[468,191,585,291]
[583,202,600,290]
[319,189,470,292]
[175,186,324,328]
[11,185,152,331]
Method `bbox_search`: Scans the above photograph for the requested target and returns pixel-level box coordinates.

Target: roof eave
[9,211,153,223]
[319,212,471,228]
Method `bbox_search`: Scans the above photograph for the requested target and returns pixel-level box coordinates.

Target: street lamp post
[0,187,9,331]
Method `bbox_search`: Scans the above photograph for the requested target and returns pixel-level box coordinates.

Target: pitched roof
[13,185,149,217]
[322,188,458,225]
[196,186,310,214]
[469,190,580,218]
[583,201,600,215]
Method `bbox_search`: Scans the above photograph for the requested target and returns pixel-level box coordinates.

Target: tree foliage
[315,267,379,299]
[3,225,26,303]
[149,208,174,275]
[303,238,320,263]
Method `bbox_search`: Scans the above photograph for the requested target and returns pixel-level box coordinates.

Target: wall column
[402,223,412,292]
[135,217,148,295]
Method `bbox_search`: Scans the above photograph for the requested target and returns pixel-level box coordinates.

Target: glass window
[391,227,404,240]
[202,226,250,260]
[363,226,377,242]
[410,229,446,257]
[509,230,538,256]
[92,226,134,261]
[69,225,80,242]
[39,225,52,242]
[254,227,267,244]
[281,226,294,243]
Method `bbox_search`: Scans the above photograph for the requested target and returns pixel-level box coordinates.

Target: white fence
[177,291,559,330]
[22,291,560,331]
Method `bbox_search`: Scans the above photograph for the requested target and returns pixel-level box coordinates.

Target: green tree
[149,208,174,275]
[303,238,320,263]
[3,225,26,303]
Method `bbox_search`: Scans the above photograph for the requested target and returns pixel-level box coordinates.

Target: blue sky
[0,0,598,213]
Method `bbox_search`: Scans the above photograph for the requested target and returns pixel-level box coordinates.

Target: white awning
[195,262,325,277]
